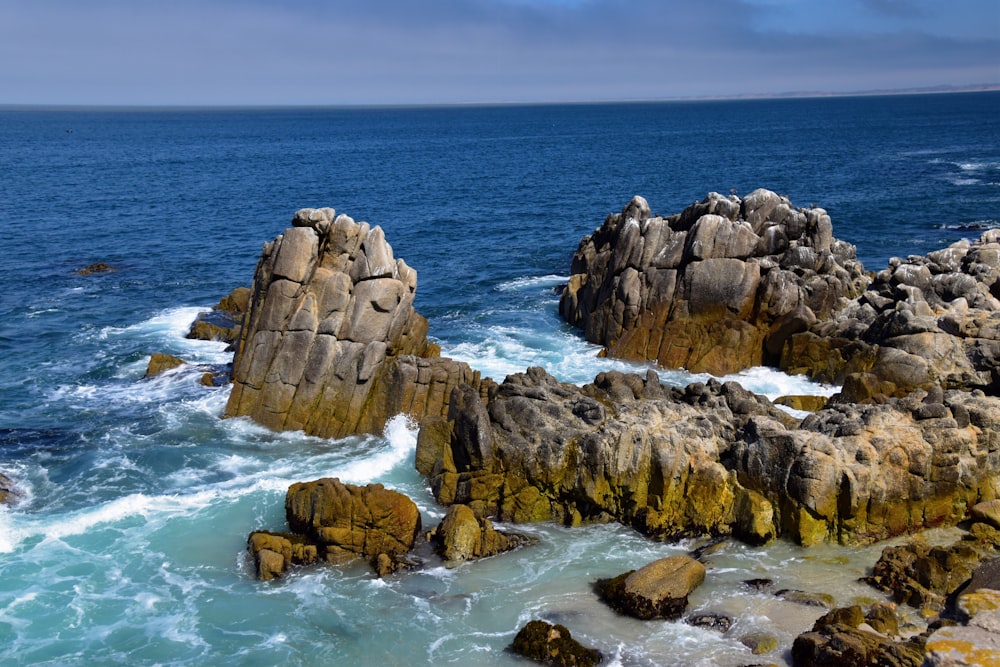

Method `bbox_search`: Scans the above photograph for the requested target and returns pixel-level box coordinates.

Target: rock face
[925,583,1000,667]
[786,230,1000,399]
[224,208,486,438]
[596,555,706,620]
[510,620,602,667]
[187,286,250,345]
[864,523,1000,612]
[428,504,530,562]
[416,366,1000,545]
[247,478,422,578]
[791,603,926,667]
[559,190,869,375]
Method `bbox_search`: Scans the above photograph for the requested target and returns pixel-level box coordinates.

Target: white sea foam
[333,415,417,483]
[495,274,567,292]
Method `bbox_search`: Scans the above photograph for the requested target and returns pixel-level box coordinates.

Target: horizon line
[2,83,998,111]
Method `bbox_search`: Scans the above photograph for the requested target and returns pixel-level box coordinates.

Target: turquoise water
[0,93,998,665]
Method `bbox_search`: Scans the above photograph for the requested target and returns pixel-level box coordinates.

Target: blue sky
[1,0,997,105]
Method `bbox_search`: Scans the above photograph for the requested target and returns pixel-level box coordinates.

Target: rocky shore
[220,193,999,665]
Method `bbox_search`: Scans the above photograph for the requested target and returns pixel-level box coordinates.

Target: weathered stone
[246,530,319,581]
[791,625,926,667]
[276,478,422,576]
[428,504,530,562]
[596,555,706,620]
[224,208,483,438]
[420,365,1000,546]
[187,286,250,345]
[510,620,602,667]
[144,353,186,378]
[774,394,829,412]
[560,191,868,375]
[972,500,1000,530]
[685,613,734,632]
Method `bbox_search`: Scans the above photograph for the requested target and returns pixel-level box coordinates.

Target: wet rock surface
[247,478,422,578]
[510,619,602,667]
[428,503,532,562]
[596,555,706,620]
[187,286,250,345]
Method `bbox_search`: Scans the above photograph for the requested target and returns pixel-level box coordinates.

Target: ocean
[0,92,998,666]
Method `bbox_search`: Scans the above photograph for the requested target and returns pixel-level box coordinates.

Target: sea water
[0,93,997,665]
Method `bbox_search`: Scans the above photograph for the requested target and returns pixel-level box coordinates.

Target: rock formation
[416,366,1000,545]
[596,555,706,620]
[791,604,927,667]
[786,230,1000,399]
[247,478,422,578]
[510,620,602,667]
[428,504,531,562]
[559,190,869,375]
[144,353,186,378]
[187,286,250,345]
[224,208,486,438]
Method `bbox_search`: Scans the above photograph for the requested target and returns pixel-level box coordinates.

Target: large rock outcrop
[416,367,1000,545]
[559,190,869,375]
[224,208,486,438]
[786,230,1000,399]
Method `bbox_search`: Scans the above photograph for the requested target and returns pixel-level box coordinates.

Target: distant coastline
[1,83,998,111]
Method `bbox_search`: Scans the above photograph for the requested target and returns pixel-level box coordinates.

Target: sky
[1,0,998,106]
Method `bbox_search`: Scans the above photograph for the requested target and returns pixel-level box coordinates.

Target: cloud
[0,0,996,104]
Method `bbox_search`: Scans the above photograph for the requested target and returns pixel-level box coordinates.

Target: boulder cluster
[220,195,1000,666]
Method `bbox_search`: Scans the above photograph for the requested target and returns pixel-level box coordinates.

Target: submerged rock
[596,555,706,620]
[224,207,486,438]
[510,619,602,667]
[76,262,115,275]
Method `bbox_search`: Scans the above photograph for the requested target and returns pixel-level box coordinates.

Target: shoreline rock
[224,207,487,438]
[510,620,602,667]
[416,366,1000,545]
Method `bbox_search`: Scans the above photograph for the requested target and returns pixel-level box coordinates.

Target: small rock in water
[510,620,601,667]
[596,555,706,620]
[76,262,115,275]
[144,353,186,378]
[686,613,733,632]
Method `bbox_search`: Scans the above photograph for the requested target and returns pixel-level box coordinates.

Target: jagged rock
[560,191,869,375]
[0,472,17,505]
[865,530,1000,613]
[224,208,486,438]
[596,555,706,620]
[787,230,1000,398]
[790,602,923,666]
[924,585,1000,667]
[428,504,531,562]
[510,620,602,667]
[144,353,186,377]
[417,366,1000,545]
[187,286,250,345]
[246,478,423,577]
[246,530,319,581]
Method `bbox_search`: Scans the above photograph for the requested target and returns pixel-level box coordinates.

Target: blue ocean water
[0,93,997,666]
